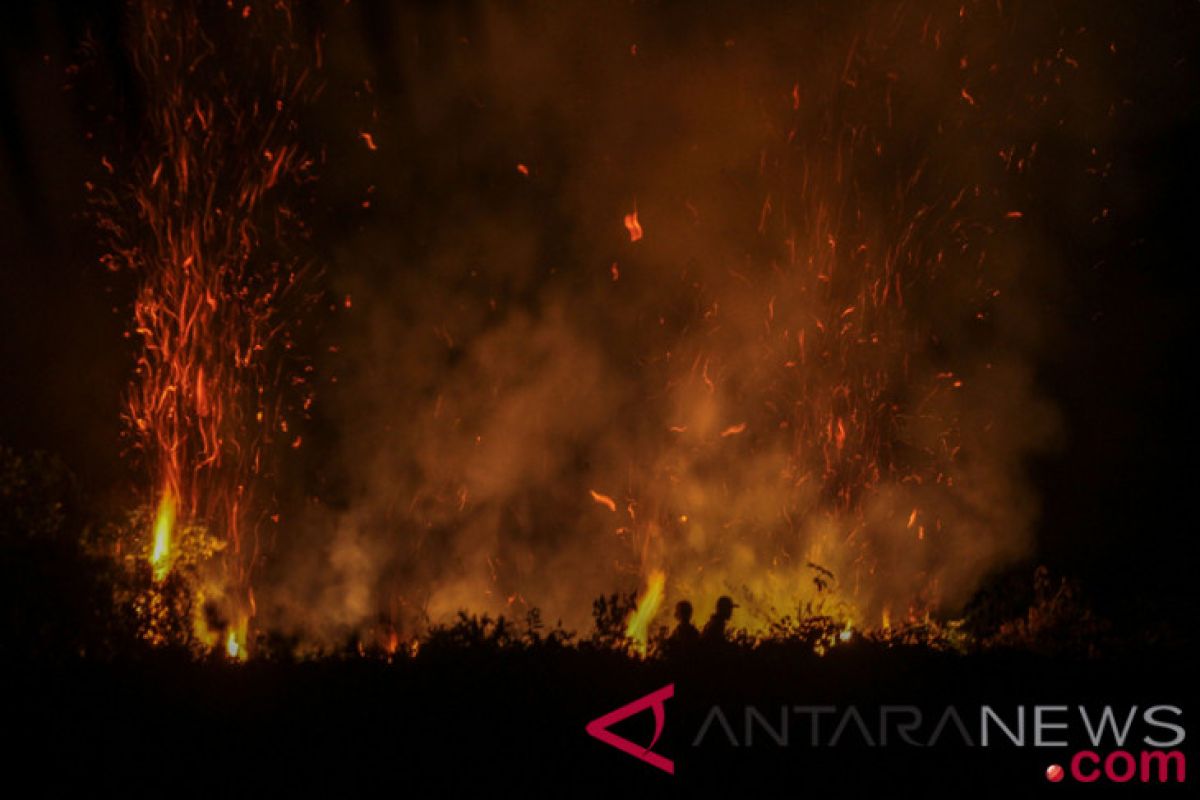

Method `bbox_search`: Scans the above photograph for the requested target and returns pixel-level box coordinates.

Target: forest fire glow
[5,0,1198,794]
[79,0,1116,658]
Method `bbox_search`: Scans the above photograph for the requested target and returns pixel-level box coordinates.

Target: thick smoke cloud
[253,0,1117,641]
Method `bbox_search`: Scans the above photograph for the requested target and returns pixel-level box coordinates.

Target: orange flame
[149,490,176,582]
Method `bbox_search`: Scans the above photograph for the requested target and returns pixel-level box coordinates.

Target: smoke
[252,0,1113,641]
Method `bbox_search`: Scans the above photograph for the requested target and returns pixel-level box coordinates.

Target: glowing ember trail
[589,489,618,513]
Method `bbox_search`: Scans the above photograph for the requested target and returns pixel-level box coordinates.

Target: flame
[98,0,319,653]
[225,616,249,661]
[624,570,666,656]
[149,490,176,582]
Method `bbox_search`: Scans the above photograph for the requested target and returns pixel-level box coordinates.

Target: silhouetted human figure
[667,600,699,651]
[701,596,737,643]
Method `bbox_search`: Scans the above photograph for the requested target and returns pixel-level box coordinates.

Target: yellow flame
[624,569,666,656]
[150,491,176,582]
[225,617,249,661]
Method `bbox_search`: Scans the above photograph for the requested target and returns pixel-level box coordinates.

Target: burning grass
[73,0,1110,652]
[0,443,1124,665]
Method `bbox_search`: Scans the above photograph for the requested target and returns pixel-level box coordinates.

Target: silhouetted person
[667,600,699,651]
[701,596,737,643]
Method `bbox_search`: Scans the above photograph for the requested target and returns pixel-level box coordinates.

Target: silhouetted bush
[978,565,1110,656]
[0,445,136,660]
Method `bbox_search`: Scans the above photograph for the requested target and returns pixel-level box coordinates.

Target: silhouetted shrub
[0,445,135,659]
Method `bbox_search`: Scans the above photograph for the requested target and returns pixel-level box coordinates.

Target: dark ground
[9,642,1195,795]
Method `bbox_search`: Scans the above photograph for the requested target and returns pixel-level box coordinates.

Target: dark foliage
[0,445,135,660]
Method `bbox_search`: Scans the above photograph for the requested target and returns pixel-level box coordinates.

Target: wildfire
[79,0,1101,654]
[298,0,1083,643]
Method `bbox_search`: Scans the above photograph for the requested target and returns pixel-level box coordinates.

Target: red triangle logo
[585,683,675,775]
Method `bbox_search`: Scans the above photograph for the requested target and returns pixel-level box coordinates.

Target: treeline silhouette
[2,444,1177,664]
[3,444,1193,793]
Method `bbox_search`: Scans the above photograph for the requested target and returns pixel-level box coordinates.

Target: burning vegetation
[2,0,1173,662]
[90,0,323,657]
